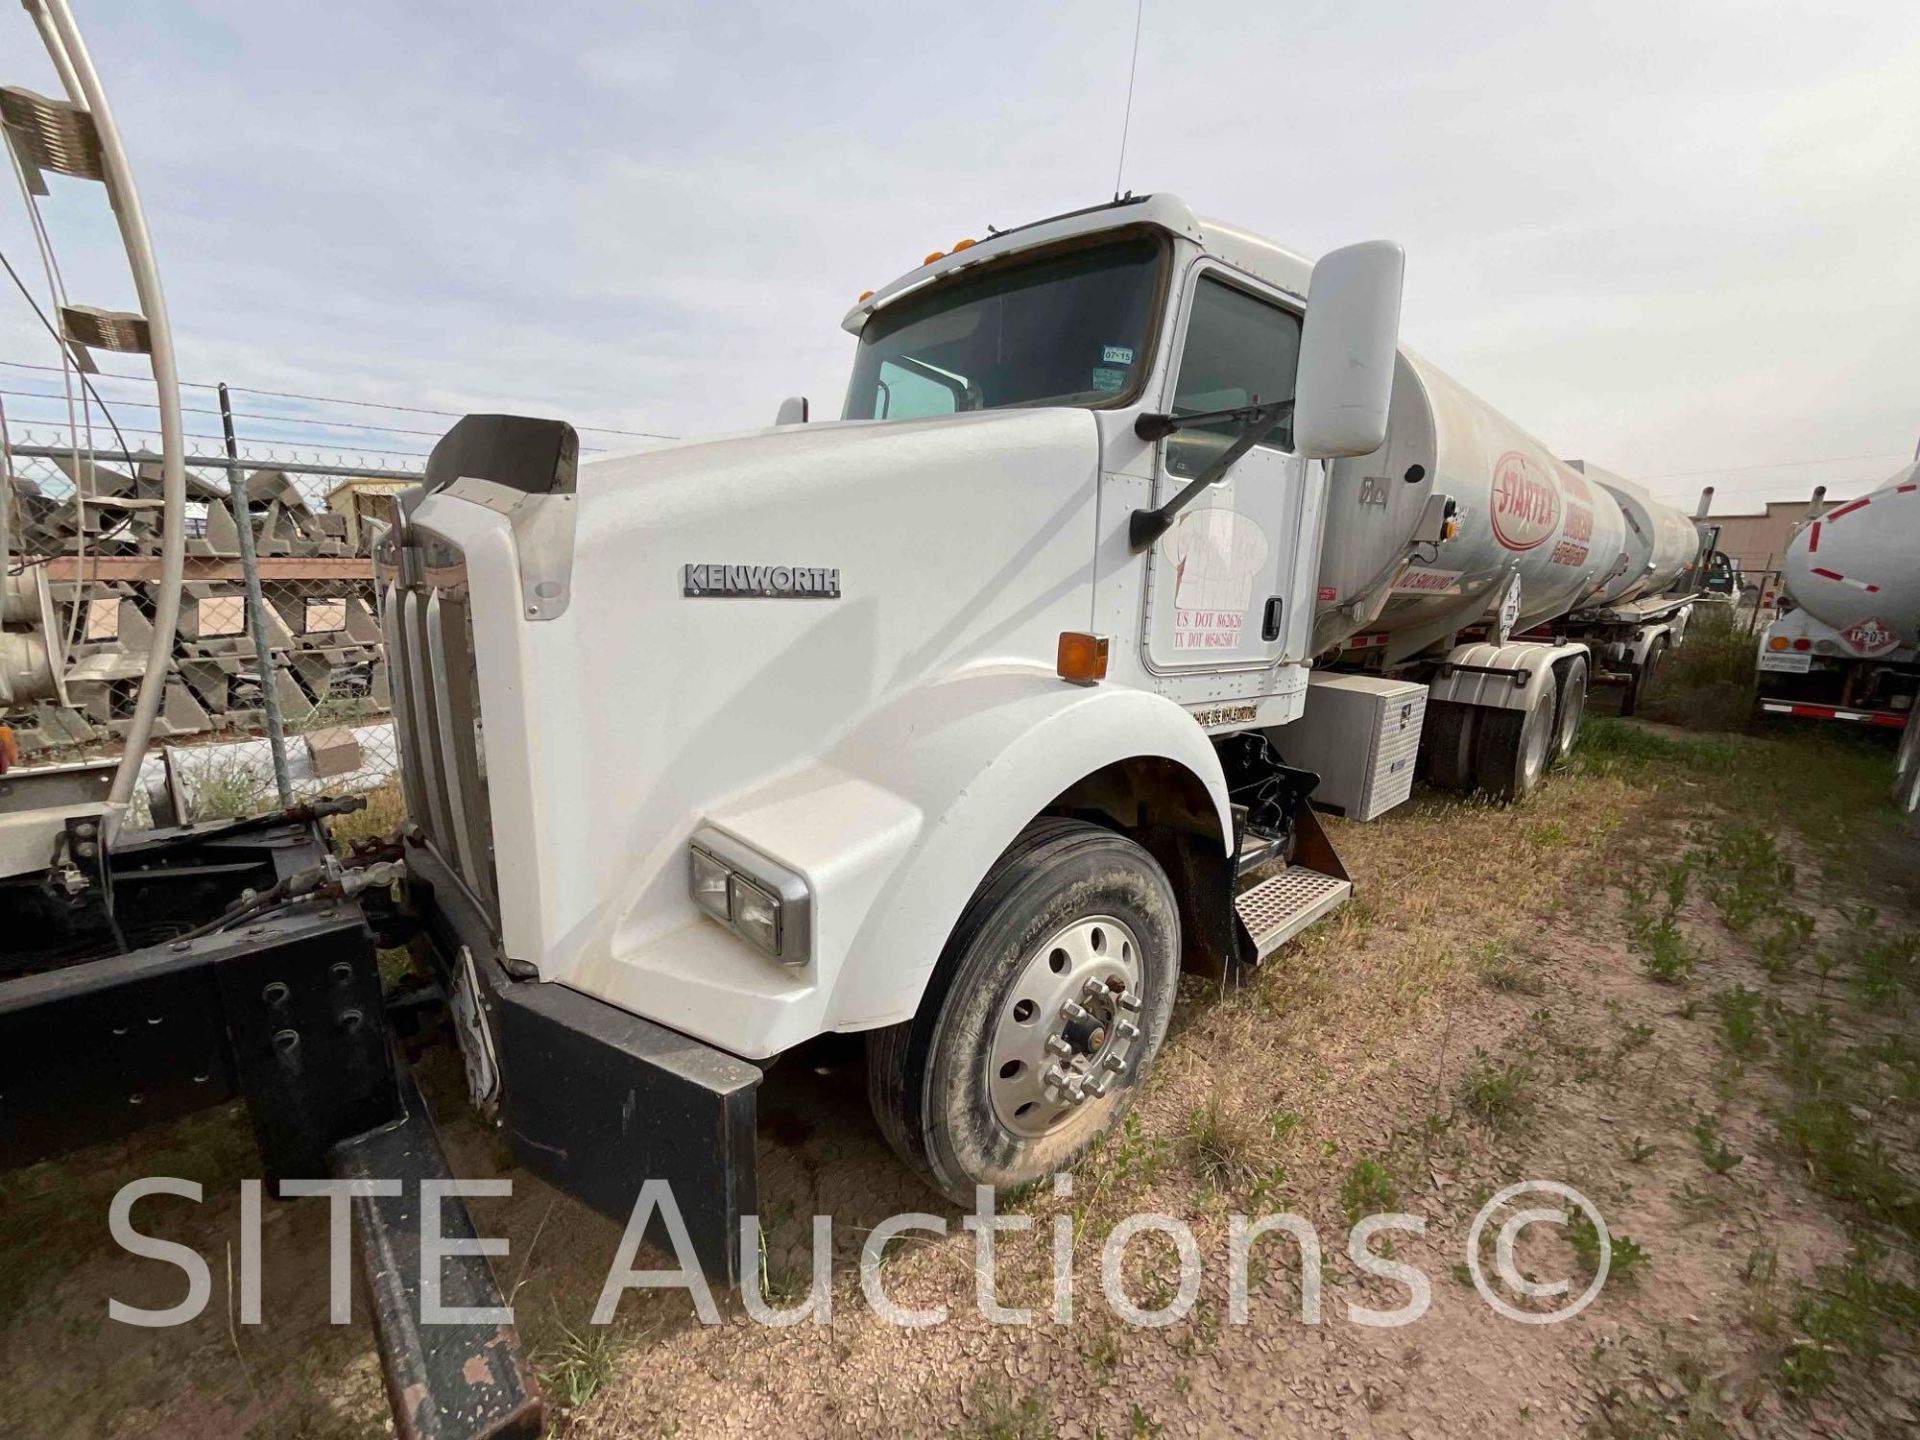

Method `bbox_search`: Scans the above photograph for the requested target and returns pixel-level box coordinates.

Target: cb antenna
[1112,0,1145,201]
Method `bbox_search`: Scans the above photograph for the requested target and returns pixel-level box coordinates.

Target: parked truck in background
[1755,462,1920,729]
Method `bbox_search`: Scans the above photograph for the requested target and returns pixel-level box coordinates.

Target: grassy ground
[2,719,1915,1438]
[1635,603,1759,732]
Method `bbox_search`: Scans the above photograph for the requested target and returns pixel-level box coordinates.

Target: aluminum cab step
[1233,866,1351,959]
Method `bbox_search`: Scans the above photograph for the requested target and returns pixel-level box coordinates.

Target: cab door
[1142,268,1314,676]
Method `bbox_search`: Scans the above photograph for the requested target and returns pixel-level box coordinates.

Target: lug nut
[1061,999,1090,1022]
[1116,1020,1141,1041]
[1082,976,1107,998]
[1115,990,1142,1013]
[1102,1053,1127,1073]
[1045,1034,1074,1058]
[1044,1063,1073,1091]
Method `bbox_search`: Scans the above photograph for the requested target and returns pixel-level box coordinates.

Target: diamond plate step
[1234,866,1351,959]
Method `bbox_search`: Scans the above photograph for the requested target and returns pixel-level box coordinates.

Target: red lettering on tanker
[1489,451,1560,552]
[1548,501,1593,566]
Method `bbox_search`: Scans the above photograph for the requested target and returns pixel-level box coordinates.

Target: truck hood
[446,406,1105,1001]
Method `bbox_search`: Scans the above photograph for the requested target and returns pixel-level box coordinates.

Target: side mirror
[1293,240,1404,459]
[775,396,810,426]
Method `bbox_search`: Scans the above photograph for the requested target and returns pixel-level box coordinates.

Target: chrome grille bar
[401,588,456,853]
[424,589,493,900]
[379,578,433,828]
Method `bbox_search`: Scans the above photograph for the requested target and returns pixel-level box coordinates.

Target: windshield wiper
[1128,398,1294,549]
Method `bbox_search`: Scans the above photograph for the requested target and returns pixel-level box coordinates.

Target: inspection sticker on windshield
[1090,367,1127,393]
[1101,344,1135,365]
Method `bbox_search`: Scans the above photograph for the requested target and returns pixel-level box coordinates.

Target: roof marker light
[951,237,976,251]
[858,289,874,301]
[923,250,944,265]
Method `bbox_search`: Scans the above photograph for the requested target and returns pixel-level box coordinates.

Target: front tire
[866,818,1180,1204]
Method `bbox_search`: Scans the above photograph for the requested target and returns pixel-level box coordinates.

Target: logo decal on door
[1167,507,1271,651]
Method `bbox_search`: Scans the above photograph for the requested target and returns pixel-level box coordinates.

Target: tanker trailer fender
[1424,638,1591,715]
[1421,639,1592,798]
[709,668,1238,1041]
[1626,621,1674,673]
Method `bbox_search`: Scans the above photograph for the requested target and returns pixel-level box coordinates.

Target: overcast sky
[1,0,1915,509]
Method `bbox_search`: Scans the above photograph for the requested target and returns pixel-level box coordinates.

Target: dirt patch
[4,721,1917,1438]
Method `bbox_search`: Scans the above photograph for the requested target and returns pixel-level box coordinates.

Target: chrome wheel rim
[988,914,1145,1138]
[1557,671,1586,759]
[1522,694,1555,788]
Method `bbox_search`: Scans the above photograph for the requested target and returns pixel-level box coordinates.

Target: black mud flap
[332,1055,545,1440]
[408,846,761,1290]
[495,979,761,1289]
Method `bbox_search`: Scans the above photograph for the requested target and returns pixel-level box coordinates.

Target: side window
[874,358,963,420]
[1166,276,1303,478]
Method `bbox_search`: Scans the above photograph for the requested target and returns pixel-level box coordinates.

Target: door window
[1166,277,1303,478]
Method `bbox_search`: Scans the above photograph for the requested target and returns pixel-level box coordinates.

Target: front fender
[698,666,1232,1048]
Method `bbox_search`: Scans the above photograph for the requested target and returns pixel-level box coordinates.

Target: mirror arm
[1127,400,1293,550]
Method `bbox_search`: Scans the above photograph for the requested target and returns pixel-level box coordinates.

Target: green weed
[1340,1157,1400,1223]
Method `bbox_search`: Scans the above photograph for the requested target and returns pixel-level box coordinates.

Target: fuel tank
[1781,462,1920,653]
[1313,351,1628,662]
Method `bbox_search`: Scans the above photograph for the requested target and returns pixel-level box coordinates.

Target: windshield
[843,234,1163,421]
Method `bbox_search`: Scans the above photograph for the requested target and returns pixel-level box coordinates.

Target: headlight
[688,828,811,968]
[728,874,782,954]
[690,847,732,921]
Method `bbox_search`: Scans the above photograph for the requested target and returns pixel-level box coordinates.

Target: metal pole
[220,384,292,807]
[35,1,189,821]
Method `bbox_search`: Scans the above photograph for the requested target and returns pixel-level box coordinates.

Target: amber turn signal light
[1057,631,1109,685]
[1767,635,1789,651]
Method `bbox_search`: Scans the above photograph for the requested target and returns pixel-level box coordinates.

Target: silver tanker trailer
[1287,350,1701,801]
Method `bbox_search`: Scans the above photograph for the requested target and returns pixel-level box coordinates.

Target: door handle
[1262,596,1284,642]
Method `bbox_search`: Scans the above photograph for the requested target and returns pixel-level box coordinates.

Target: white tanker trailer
[1553,461,1713,714]
[1757,462,1920,729]
[1287,351,1704,799]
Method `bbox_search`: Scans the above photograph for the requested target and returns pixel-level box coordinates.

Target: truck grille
[377,525,498,922]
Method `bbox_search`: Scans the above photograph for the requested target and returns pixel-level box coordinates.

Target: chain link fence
[5,428,421,826]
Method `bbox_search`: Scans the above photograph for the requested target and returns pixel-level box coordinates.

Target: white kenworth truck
[6,188,1688,1438]
[377,194,1676,1241]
